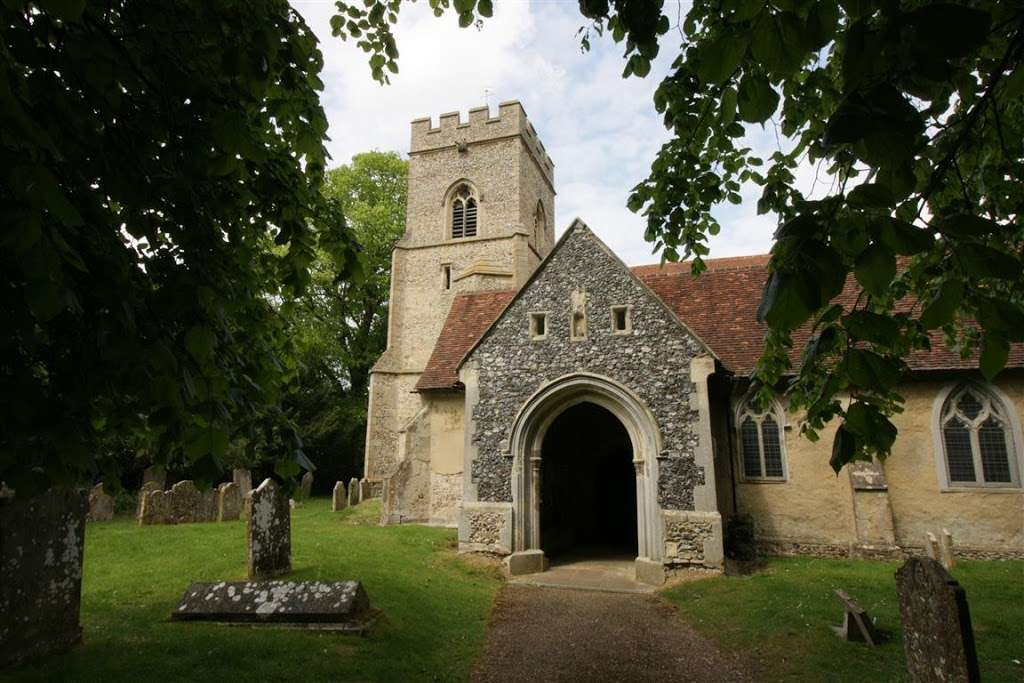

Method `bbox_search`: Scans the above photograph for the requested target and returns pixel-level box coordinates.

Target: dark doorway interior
[540,402,637,559]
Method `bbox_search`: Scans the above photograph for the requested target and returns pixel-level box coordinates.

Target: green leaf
[957,244,1022,281]
[844,401,896,452]
[934,214,1001,239]
[879,219,934,255]
[843,310,900,346]
[477,0,493,17]
[719,86,738,125]
[974,298,1024,342]
[846,348,900,389]
[903,4,991,61]
[854,243,896,295]
[697,34,748,85]
[737,73,779,123]
[979,333,1009,381]
[39,0,86,21]
[847,183,893,209]
[757,270,818,331]
[919,280,963,329]
[806,0,840,49]
[184,326,217,363]
[830,425,856,473]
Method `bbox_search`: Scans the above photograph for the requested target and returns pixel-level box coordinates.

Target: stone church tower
[364,101,555,509]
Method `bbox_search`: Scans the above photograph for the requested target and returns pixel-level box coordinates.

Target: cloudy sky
[293,0,797,265]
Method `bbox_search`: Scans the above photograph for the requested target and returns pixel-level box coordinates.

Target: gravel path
[472,585,750,683]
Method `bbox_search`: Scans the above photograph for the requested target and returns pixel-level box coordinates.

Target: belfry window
[737,398,787,481]
[450,183,478,239]
[533,201,547,248]
[938,384,1019,487]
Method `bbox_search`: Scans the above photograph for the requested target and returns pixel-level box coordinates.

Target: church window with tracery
[938,384,1019,487]
[450,183,478,239]
[737,398,787,481]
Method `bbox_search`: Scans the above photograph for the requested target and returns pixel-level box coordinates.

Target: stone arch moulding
[441,178,481,240]
[504,372,665,579]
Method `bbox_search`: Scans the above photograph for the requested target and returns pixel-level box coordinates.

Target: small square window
[611,305,631,334]
[442,264,452,291]
[530,312,548,340]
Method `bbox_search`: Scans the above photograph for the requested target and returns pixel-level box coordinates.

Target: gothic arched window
[937,384,1020,487]
[737,397,787,481]
[449,183,478,239]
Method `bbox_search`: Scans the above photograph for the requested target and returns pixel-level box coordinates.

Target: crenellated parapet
[410,100,554,185]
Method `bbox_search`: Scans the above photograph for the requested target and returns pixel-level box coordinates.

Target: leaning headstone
[241,490,254,521]
[925,532,941,561]
[1,488,88,667]
[142,466,166,490]
[299,471,314,500]
[217,482,242,522]
[171,580,370,629]
[248,478,291,579]
[347,477,360,507]
[332,481,348,512]
[831,589,878,645]
[896,557,979,683]
[359,478,373,502]
[232,468,253,495]
[87,483,115,522]
[940,529,956,570]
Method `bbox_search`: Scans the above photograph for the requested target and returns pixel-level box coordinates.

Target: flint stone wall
[1,488,87,667]
[664,514,713,565]
[248,479,291,579]
[466,225,706,507]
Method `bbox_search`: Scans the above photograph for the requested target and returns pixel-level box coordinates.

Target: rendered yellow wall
[884,375,1023,553]
[429,394,464,475]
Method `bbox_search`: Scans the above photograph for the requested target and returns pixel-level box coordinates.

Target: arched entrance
[505,373,664,580]
[540,402,637,559]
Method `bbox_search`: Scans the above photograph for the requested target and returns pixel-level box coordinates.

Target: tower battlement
[410,100,554,185]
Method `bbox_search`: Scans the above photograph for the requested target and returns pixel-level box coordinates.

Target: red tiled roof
[418,255,1022,391]
[634,257,1024,376]
[415,290,516,391]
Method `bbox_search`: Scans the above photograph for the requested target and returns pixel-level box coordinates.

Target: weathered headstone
[925,532,941,561]
[299,471,314,500]
[87,483,115,522]
[142,466,166,490]
[136,480,160,519]
[359,478,373,502]
[171,580,370,628]
[248,478,291,579]
[940,529,956,570]
[332,481,348,512]
[831,589,878,645]
[896,557,979,683]
[347,477,360,507]
[232,468,253,495]
[217,482,242,522]
[138,480,219,525]
[1,488,87,667]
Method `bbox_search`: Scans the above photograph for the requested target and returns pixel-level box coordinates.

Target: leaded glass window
[738,399,787,481]
[939,385,1019,487]
[450,183,478,239]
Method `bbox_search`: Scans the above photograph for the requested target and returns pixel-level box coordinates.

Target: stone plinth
[217,482,241,522]
[896,557,979,682]
[1,488,87,667]
[171,580,369,625]
[332,481,347,512]
[248,479,291,579]
[87,483,114,522]
[347,477,359,507]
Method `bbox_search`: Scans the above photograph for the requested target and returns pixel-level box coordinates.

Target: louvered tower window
[737,398,787,481]
[939,384,1019,487]
[450,183,478,239]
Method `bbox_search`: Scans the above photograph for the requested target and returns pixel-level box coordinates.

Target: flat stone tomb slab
[171,581,371,627]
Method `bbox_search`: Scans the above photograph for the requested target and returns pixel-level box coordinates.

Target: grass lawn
[663,556,1024,682]
[4,499,503,682]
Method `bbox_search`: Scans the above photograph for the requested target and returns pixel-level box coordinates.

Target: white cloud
[293,0,787,265]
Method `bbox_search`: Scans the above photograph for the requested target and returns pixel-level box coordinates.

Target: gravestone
[939,529,956,570]
[359,478,373,502]
[217,482,242,522]
[1,488,87,667]
[136,481,161,519]
[299,471,314,500]
[347,477,360,507]
[332,481,348,512]
[138,480,218,525]
[87,483,115,522]
[171,580,370,628]
[241,490,254,521]
[831,589,878,645]
[248,478,291,579]
[896,557,979,683]
[232,468,253,495]
[142,466,166,490]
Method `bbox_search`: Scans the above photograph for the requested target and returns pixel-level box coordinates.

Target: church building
[364,101,1024,584]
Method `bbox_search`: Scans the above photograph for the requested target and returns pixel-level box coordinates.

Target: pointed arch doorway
[505,373,664,582]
